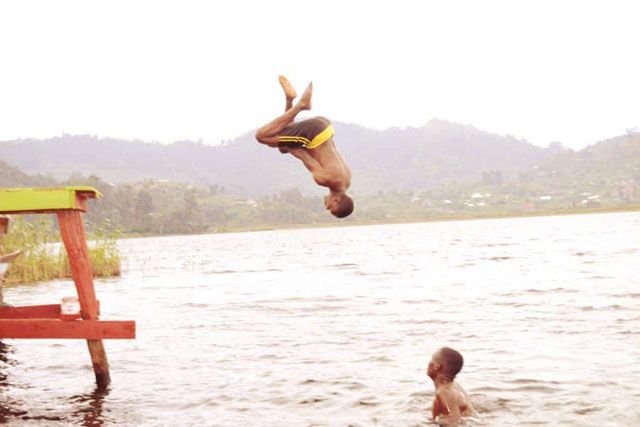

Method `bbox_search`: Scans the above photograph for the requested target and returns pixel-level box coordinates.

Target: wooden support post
[57,210,111,386]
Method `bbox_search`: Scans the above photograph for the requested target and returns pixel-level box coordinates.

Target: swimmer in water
[427,347,475,423]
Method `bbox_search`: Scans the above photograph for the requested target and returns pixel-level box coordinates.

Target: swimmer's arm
[432,395,442,420]
[432,393,447,420]
[433,390,462,421]
[289,148,332,186]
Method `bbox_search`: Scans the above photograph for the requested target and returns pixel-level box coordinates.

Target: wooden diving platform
[0,186,136,386]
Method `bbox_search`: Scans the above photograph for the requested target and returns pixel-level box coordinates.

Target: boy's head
[324,192,354,218]
[427,347,464,380]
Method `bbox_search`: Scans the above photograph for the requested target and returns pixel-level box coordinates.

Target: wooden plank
[0,187,101,214]
[0,304,61,319]
[0,216,7,234]
[0,319,136,339]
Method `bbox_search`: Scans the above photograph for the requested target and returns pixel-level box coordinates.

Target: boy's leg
[278,78,294,153]
[279,75,297,112]
[255,82,313,147]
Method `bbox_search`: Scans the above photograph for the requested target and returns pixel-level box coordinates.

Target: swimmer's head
[427,347,464,380]
[324,192,354,218]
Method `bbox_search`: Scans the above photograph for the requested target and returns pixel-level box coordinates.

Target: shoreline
[118,204,640,238]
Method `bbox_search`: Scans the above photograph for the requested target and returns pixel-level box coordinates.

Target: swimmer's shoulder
[440,383,474,413]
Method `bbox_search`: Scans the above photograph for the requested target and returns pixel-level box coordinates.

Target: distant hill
[535,132,640,184]
[1,126,638,235]
[0,120,637,196]
[0,160,56,188]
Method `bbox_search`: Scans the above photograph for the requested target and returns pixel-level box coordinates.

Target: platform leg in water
[57,210,111,387]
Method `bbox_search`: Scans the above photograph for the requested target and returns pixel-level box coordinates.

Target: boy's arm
[433,390,462,420]
[288,148,332,186]
[432,396,442,420]
[432,393,447,420]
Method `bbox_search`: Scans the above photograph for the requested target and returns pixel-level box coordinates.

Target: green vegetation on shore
[74,172,639,236]
[0,217,121,285]
[208,204,640,234]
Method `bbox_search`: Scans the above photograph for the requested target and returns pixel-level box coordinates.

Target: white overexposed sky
[0,0,638,149]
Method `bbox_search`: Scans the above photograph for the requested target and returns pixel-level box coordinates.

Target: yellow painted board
[0,187,101,213]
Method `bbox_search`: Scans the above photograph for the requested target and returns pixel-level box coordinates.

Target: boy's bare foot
[278,75,297,100]
[296,82,313,111]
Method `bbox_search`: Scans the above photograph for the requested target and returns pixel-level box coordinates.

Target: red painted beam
[0,304,61,319]
[0,319,136,339]
[57,210,100,319]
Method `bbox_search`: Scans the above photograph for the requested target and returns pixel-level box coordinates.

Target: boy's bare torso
[433,381,474,422]
[290,138,351,191]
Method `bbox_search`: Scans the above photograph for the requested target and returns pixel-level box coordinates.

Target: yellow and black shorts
[278,116,335,150]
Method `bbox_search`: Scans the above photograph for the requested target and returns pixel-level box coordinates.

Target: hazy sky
[1,0,638,149]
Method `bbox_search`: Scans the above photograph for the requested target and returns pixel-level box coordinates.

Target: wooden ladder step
[0,319,136,339]
[0,304,61,319]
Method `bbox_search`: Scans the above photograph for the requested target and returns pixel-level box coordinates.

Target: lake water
[1,212,639,426]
